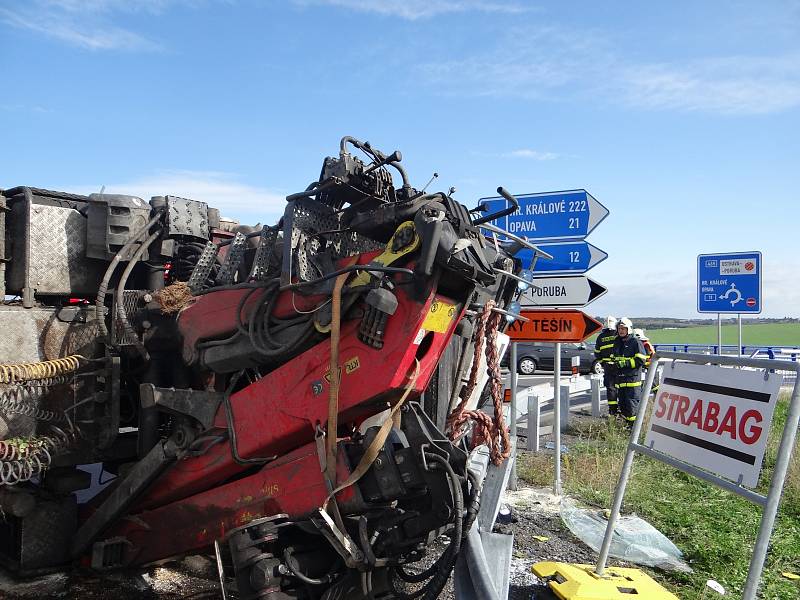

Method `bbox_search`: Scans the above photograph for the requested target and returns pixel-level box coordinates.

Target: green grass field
[518,395,800,599]
[645,323,800,347]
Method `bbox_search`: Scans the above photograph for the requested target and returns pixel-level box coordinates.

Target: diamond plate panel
[28,205,106,295]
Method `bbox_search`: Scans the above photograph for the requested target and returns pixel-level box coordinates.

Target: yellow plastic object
[782,571,800,580]
[532,562,679,600]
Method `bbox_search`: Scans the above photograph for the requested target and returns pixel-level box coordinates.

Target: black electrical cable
[358,516,377,567]
[173,241,221,284]
[282,548,337,586]
[222,371,276,464]
[280,264,413,292]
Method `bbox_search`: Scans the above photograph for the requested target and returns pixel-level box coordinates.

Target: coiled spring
[0,356,84,384]
[0,388,66,422]
[0,428,75,486]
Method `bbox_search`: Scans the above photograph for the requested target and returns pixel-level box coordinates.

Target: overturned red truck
[0,137,527,598]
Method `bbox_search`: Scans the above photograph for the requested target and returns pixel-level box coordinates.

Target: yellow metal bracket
[313,221,420,333]
[531,562,679,600]
[348,220,420,288]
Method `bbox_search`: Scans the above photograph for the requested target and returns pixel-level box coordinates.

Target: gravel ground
[0,484,604,600]
[499,487,602,600]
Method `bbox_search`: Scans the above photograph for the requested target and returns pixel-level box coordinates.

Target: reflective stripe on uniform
[607,400,618,405]
[634,353,649,361]
[623,415,636,422]
[598,343,614,351]
[614,381,642,388]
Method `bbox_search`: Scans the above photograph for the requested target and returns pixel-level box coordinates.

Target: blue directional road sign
[516,241,608,275]
[481,189,609,242]
[697,251,762,314]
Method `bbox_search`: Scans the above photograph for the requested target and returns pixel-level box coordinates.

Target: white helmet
[617,317,633,334]
[605,316,617,330]
[633,328,648,341]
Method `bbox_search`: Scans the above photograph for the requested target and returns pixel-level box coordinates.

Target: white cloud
[71,170,287,223]
[0,0,176,51]
[619,55,800,115]
[293,0,529,20]
[503,149,559,160]
[416,26,800,115]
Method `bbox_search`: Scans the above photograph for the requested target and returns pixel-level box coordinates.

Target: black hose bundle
[95,209,165,337]
[389,451,466,600]
[172,241,220,285]
[234,279,317,359]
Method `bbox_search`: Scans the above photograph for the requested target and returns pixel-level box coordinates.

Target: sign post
[507,309,601,496]
[509,342,518,491]
[739,314,743,357]
[553,342,562,495]
[595,351,799,600]
[483,188,609,496]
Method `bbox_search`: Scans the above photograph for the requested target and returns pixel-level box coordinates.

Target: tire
[518,357,537,375]
[591,360,604,375]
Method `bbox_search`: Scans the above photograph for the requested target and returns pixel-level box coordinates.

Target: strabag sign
[644,362,782,488]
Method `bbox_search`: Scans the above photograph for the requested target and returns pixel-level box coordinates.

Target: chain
[0,427,76,486]
[446,301,511,465]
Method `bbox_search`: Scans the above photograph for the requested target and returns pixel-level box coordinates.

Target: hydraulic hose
[392,452,465,599]
[115,229,161,359]
[421,452,464,600]
[95,209,164,337]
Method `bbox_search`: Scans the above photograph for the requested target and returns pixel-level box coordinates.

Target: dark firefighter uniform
[611,334,648,422]
[594,328,618,414]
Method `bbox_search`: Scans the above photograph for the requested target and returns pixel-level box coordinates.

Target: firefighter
[612,318,648,425]
[635,328,660,395]
[634,328,655,367]
[594,316,618,415]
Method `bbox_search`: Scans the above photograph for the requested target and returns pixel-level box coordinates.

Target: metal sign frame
[596,351,800,600]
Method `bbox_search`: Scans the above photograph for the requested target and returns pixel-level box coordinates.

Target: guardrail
[653,344,800,358]
[505,375,598,450]
[653,345,799,382]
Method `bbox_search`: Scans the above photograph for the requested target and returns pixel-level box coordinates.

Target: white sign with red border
[644,361,782,488]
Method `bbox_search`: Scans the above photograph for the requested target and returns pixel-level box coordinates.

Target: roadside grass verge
[517,393,800,599]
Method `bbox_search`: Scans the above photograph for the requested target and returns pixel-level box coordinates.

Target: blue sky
[1,0,798,318]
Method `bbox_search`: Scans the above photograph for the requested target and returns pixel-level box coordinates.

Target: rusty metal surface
[0,306,100,438]
[0,306,100,363]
